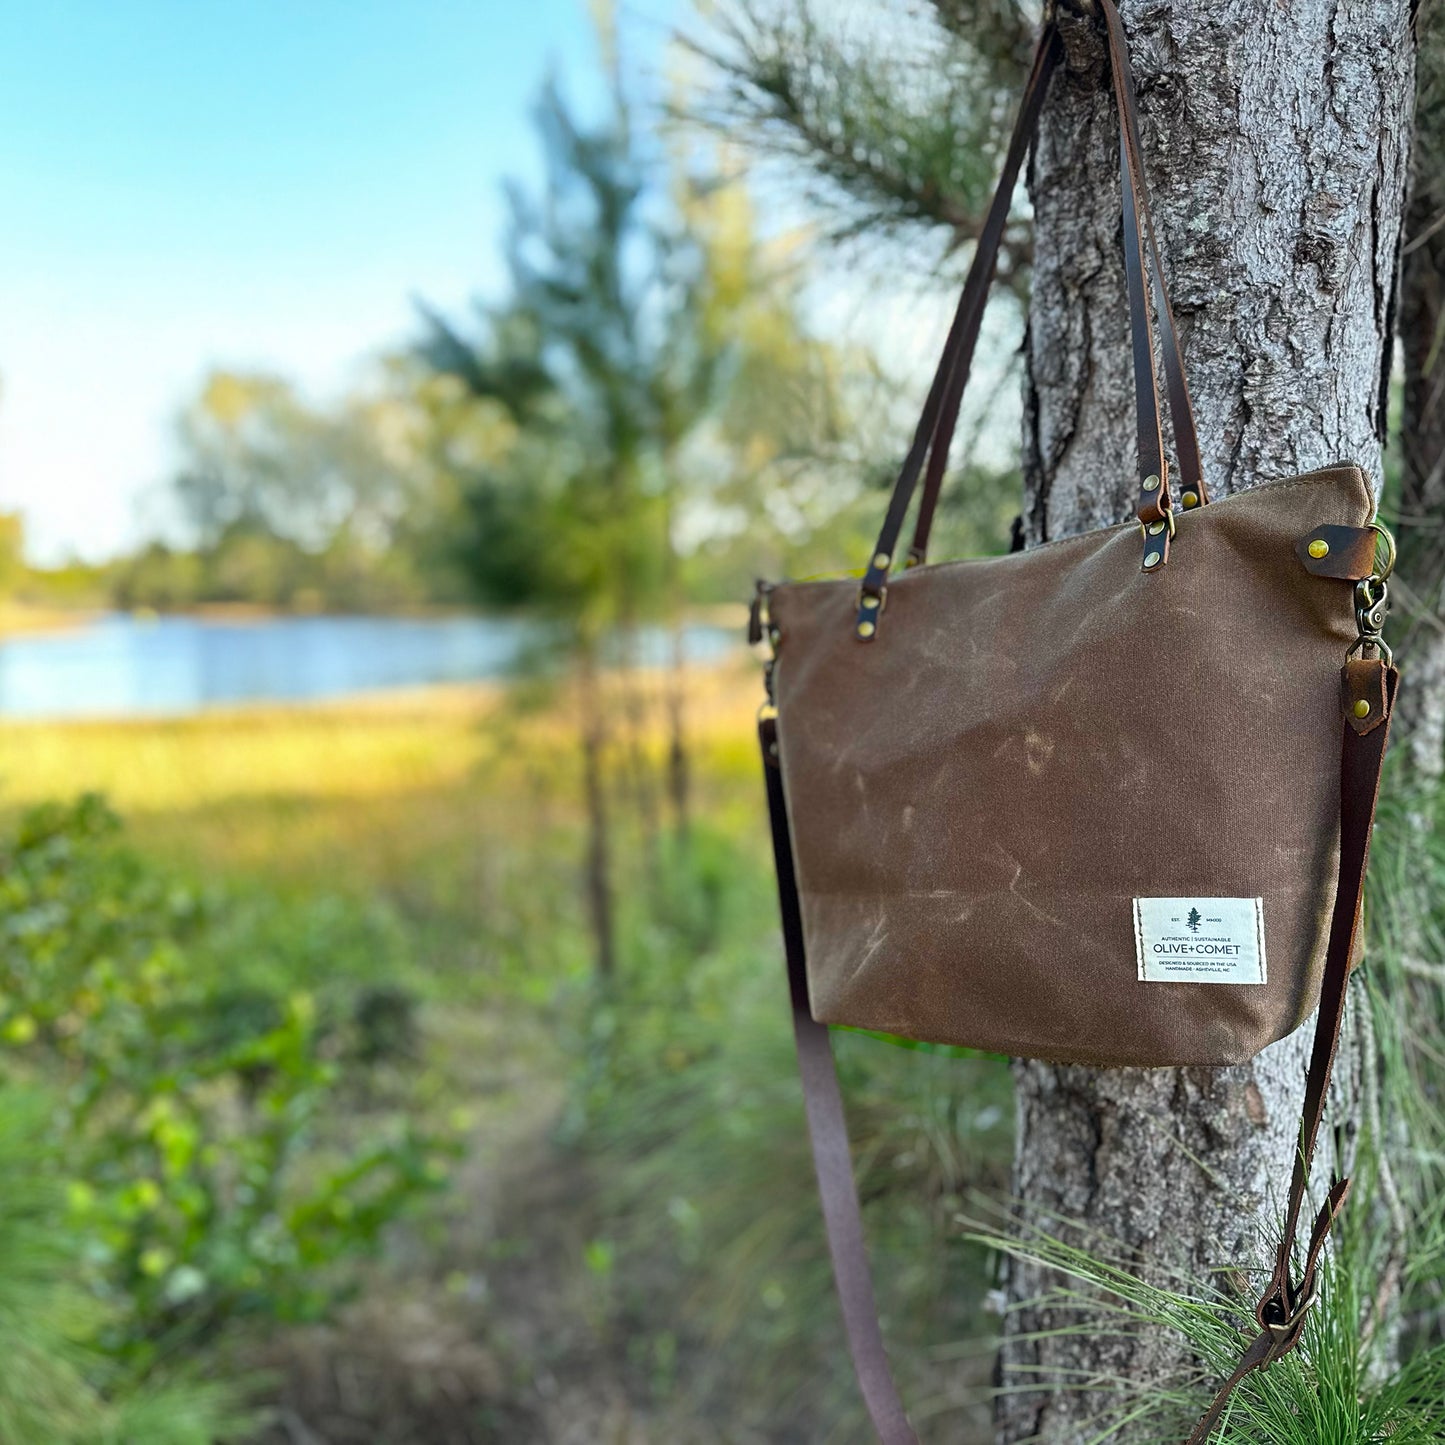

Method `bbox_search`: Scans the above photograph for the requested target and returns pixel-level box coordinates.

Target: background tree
[146,367,448,613]
[694,0,1422,1437]
[418,64,708,974]
[418,18,852,974]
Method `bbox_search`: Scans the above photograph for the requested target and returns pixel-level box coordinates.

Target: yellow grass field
[0,660,762,891]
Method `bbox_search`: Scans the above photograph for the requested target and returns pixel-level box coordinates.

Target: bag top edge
[767,461,1373,597]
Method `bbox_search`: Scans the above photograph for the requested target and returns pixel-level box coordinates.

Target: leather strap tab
[1296,525,1380,581]
[1342,658,1391,735]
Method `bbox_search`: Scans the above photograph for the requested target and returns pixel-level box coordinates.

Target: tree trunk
[999,4,1416,1441]
[579,649,618,980]
[1397,12,1445,782]
[666,623,691,842]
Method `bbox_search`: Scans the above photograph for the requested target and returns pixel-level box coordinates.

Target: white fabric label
[1133,897,1267,985]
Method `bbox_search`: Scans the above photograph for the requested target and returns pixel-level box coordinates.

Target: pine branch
[681,0,1033,281]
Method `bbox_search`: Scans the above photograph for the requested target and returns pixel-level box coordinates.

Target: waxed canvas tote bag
[750,3,1401,1441]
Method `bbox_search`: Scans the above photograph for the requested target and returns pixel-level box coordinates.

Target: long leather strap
[1183,658,1399,1443]
[859,29,1059,601]
[760,712,920,1445]
[760,661,1398,1443]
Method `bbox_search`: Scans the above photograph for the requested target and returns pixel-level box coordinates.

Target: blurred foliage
[113,364,471,614]
[0,794,452,1382]
[1396,0,1445,667]
[0,1088,251,1444]
[563,820,1014,1436]
[1365,768,1445,1356]
[0,668,1013,1440]
[6,362,475,617]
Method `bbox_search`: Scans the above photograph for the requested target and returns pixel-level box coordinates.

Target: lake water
[0,614,738,719]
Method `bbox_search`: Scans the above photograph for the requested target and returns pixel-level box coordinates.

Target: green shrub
[0,795,451,1376]
[0,1086,250,1444]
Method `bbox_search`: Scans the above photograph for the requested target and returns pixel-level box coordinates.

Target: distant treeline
[5,366,474,615]
[6,530,469,616]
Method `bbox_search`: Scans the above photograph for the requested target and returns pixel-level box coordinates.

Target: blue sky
[0,0,679,562]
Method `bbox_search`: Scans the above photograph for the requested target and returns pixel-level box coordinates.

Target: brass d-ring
[1136,509,1177,542]
[1368,520,1396,582]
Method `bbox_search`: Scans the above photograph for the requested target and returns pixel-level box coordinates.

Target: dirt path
[247,1004,679,1444]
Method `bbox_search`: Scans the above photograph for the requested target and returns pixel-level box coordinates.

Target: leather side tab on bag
[1296,524,1378,580]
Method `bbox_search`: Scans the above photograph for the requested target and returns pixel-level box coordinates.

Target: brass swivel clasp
[1347,520,1395,666]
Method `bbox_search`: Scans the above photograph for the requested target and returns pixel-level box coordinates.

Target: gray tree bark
[999,4,1416,1441]
[1397,12,1445,782]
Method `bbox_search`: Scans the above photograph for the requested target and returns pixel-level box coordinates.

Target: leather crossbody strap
[758,659,1398,1444]
[760,710,920,1445]
[1182,657,1400,1443]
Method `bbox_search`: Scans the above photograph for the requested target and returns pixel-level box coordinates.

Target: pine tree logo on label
[1186,907,1202,933]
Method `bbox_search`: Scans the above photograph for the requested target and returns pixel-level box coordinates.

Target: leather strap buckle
[1260,1283,1317,1335]
[1260,1280,1318,1344]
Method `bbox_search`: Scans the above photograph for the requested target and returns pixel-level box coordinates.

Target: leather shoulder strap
[859,28,1059,599]
[862,0,1208,624]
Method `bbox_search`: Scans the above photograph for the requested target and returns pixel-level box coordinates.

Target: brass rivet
[1144,550,1162,569]
[1353,698,1371,719]
[1308,538,1330,559]
[1143,473,1161,492]
[857,621,876,638]
[872,552,890,569]
[1182,490,1199,508]
[1148,521,1165,536]
[862,594,880,610]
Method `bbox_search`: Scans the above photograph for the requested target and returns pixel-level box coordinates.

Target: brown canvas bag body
[752,4,1401,1442]
[770,464,1371,1069]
